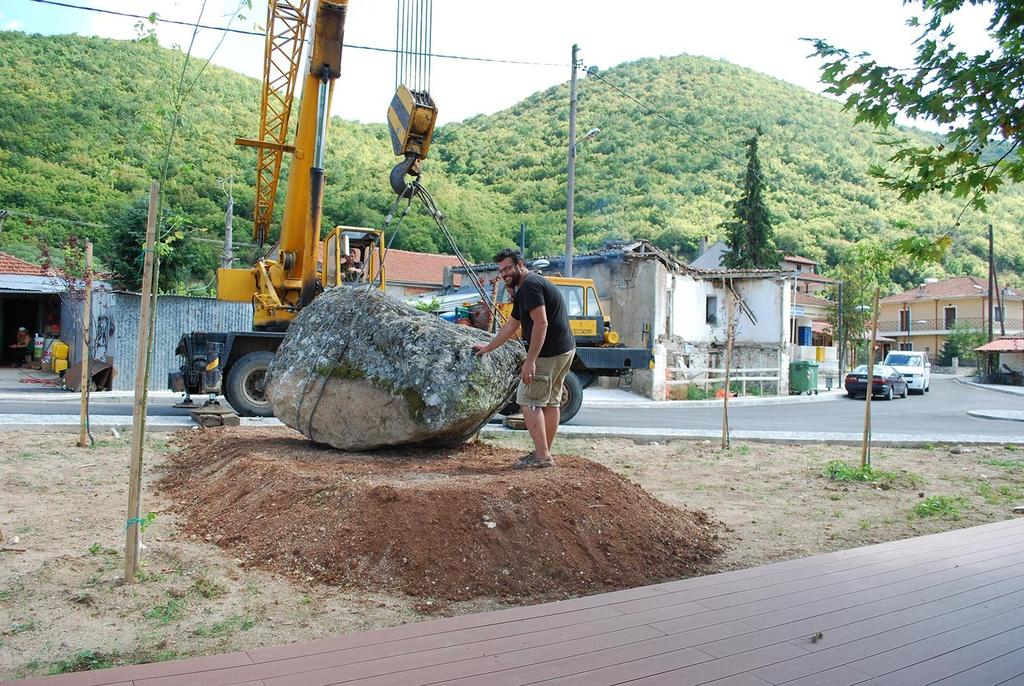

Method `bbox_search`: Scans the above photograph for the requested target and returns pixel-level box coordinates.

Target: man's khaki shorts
[516,349,575,408]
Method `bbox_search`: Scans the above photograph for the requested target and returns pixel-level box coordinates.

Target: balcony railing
[877,317,1023,334]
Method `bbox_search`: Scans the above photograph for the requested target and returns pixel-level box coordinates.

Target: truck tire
[224,351,276,417]
[559,371,584,424]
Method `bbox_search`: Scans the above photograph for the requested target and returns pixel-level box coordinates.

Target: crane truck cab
[169,227,385,416]
[414,273,652,424]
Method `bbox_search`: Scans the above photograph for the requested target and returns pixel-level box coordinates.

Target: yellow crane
[222,0,385,328]
[170,0,388,415]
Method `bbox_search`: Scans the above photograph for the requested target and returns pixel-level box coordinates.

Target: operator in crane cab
[341,247,363,283]
[473,248,575,469]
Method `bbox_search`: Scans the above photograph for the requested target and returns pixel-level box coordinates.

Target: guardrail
[666,367,781,396]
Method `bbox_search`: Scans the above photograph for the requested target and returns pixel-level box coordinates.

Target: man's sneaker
[513,452,554,469]
[512,452,537,470]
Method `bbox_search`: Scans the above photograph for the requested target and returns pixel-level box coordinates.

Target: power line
[2,208,110,229]
[25,0,567,67]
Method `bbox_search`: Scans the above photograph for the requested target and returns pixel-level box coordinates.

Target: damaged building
[441,241,793,400]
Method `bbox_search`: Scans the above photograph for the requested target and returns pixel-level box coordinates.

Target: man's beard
[505,269,524,289]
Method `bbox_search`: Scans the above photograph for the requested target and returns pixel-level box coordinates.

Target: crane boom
[218,0,378,331]
[235,0,312,245]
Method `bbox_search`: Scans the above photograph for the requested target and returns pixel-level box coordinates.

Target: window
[995,305,1004,322]
[324,234,338,286]
[557,285,585,316]
[585,287,601,317]
[899,343,913,351]
[706,295,718,324]
[899,309,911,330]
[944,306,957,329]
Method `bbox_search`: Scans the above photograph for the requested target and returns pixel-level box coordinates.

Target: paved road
[570,377,1024,439]
[1,377,1021,439]
[0,398,192,416]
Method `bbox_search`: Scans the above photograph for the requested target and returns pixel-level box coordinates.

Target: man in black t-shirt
[474,248,576,469]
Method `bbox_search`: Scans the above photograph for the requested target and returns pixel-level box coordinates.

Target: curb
[0,390,847,409]
[954,377,1024,398]
[0,391,182,404]
[967,410,1024,423]
[482,425,1012,447]
[1,414,1012,447]
[582,390,844,409]
[0,414,282,433]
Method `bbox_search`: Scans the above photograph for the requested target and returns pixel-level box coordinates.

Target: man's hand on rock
[473,342,490,357]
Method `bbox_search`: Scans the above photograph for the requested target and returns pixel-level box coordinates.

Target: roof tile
[794,291,832,307]
[384,249,462,287]
[0,252,48,276]
[880,276,1007,304]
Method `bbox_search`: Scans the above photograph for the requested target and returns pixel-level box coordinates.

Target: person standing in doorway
[473,248,575,469]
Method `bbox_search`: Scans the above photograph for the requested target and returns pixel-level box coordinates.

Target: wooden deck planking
[8,518,1024,686]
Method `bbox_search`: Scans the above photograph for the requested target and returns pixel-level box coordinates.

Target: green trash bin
[789,360,820,395]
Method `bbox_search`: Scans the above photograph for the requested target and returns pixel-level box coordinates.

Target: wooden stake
[125,182,159,582]
[77,241,93,447]
[861,287,880,468]
[722,283,734,449]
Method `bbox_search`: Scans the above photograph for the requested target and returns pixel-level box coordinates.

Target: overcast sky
[1,0,996,125]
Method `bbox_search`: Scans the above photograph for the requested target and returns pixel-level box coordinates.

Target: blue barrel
[798,326,812,346]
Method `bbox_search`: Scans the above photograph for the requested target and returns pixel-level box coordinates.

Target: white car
[883,351,931,394]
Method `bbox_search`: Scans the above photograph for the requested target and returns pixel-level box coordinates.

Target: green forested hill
[1,31,1022,290]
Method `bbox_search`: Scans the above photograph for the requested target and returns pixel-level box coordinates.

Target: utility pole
[220,177,234,269]
[519,222,526,257]
[992,248,1006,337]
[837,281,845,380]
[565,43,579,278]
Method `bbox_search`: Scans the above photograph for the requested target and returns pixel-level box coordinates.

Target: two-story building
[780,255,835,295]
[878,276,1024,357]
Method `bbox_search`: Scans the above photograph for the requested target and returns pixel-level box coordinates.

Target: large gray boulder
[266,286,524,451]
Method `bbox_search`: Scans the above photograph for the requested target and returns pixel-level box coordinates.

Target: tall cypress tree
[722,130,778,269]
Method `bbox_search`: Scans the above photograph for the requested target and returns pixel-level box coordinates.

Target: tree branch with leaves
[806,0,1024,215]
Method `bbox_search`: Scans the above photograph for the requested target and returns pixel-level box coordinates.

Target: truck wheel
[559,371,584,424]
[498,398,519,416]
[225,351,276,417]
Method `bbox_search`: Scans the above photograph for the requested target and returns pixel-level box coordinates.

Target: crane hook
[390,154,421,198]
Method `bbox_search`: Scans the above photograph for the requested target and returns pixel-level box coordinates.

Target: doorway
[1,296,40,365]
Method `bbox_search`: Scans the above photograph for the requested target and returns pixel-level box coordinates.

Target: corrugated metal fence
[62,290,252,391]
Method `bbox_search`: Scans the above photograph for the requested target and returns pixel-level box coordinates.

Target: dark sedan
[844,364,909,400]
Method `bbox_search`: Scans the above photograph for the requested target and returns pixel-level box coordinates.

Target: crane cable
[395,0,432,94]
[415,183,502,322]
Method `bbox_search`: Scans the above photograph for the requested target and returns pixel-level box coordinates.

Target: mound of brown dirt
[157,428,723,601]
